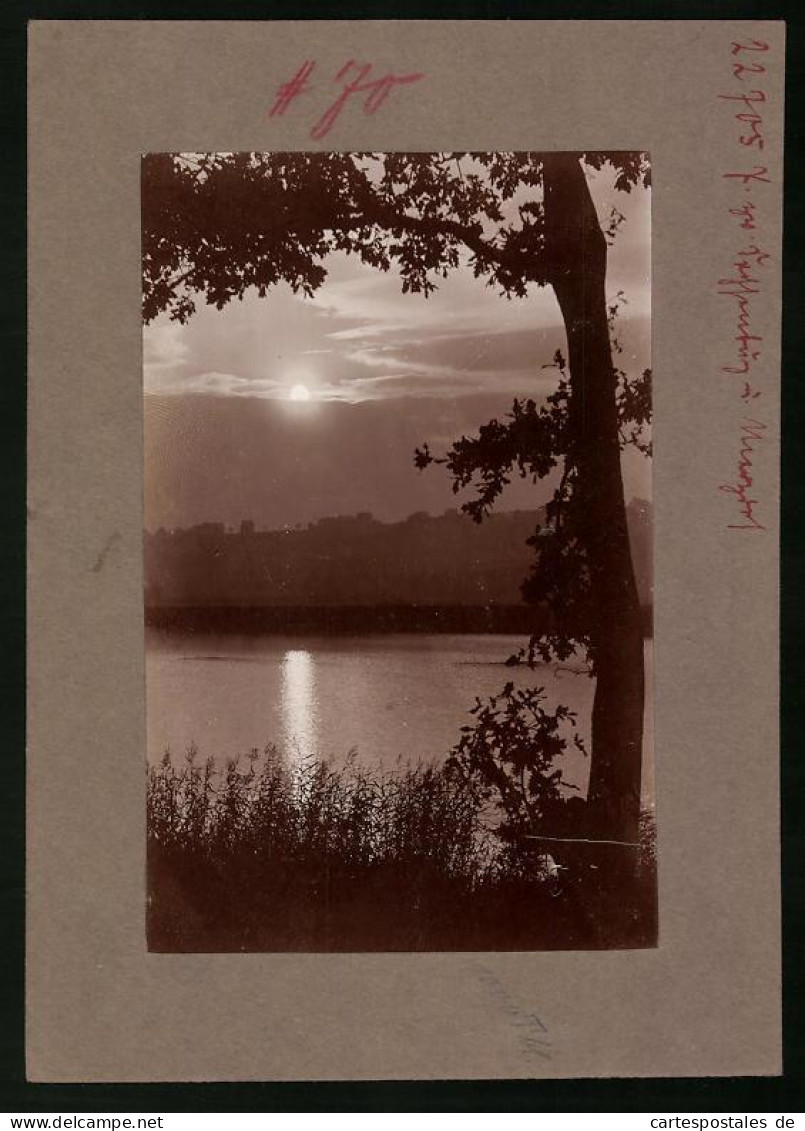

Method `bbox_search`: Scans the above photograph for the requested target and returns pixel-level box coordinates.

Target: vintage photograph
[142,150,654,952]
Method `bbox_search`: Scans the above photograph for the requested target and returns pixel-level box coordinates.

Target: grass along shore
[147,745,657,952]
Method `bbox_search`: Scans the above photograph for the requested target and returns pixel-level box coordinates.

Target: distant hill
[144,501,652,612]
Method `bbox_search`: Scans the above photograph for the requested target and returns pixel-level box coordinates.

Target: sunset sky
[144,159,651,531]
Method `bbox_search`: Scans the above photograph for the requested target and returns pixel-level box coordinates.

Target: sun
[289,383,312,402]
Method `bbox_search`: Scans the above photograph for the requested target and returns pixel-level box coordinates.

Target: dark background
[1,0,802,1113]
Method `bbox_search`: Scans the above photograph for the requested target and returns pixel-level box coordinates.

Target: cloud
[143,323,190,389]
[303,259,553,344]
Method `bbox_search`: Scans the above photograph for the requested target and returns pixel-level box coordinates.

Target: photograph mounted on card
[27,20,783,1081]
[142,149,654,953]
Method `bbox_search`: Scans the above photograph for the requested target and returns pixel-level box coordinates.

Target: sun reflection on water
[280,649,318,763]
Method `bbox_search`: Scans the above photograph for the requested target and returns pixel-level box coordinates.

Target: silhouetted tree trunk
[542,153,644,846]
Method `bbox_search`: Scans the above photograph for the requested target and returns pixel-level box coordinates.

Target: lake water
[146,631,655,804]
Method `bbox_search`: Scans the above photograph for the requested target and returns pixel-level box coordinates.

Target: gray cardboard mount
[27,20,784,1081]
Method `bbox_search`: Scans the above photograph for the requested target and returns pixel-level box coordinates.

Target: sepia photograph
[142,150,654,953]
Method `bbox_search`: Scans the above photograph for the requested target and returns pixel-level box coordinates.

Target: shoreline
[145,603,654,637]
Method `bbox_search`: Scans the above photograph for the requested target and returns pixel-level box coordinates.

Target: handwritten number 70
[268,60,425,140]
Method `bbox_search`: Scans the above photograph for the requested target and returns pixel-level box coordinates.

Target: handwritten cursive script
[717,243,771,376]
[716,37,774,532]
[719,417,768,531]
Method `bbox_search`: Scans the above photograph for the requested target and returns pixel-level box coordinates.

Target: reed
[147,746,657,952]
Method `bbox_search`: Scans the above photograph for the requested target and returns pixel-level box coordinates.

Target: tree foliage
[142,151,649,321]
[416,344,651,671]
[445,682,587,844]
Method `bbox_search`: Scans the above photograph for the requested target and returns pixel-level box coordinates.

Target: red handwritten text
[269,61,316,117]
[731,38,769,56]
[729,200,758,230]
[722,164,771,186]
[269,59,425,140]
[717,88,766,150]
[716,38,774,532]
[718,418,768,531]
[717,243,770,375]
